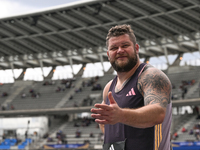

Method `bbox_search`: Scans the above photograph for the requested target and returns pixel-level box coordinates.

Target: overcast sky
[0,0,84,18]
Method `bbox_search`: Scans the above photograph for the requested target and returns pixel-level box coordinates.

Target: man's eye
[110,47,117,51]
[123,45,129,48]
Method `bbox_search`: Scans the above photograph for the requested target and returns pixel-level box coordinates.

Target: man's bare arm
[120,67,171,127]
[138,65,171,107]
[91,67,172,128]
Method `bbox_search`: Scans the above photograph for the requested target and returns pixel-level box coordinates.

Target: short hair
[106,24,137,47]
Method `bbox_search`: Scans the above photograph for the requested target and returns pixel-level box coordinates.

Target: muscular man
[91,24,172,150]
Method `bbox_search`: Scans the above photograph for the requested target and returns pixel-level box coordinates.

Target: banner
[43,143,89,149]
[172,142,200,150]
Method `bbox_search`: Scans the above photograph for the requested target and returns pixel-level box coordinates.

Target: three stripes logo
[126,88,136,96]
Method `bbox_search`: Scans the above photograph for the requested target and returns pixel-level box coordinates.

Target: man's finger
[94,104,112,111]
[95,119,109,124]
[91,114,109,120]
[91,108,109,115]
[108,91,117,105]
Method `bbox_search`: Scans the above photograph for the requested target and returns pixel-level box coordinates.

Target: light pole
[27,120,30,150]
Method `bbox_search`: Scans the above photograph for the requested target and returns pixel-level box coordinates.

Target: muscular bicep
[138,67,171,108]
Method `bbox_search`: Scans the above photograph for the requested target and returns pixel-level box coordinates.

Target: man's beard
[110,54,138,72]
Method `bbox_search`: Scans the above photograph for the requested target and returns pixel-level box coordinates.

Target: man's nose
[117,47,124,53]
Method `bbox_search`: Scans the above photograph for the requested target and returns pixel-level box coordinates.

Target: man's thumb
[108,91,116,104]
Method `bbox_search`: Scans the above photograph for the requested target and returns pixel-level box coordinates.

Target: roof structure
[0,0,200,70]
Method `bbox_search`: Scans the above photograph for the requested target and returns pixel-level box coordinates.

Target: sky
[0,0,84,18]
[0,0,199,83]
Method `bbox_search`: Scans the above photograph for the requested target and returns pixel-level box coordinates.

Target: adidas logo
[126,88,136,96]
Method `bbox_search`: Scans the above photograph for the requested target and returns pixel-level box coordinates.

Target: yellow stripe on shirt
[155,125,158,150]
[160,124,162,144]
[155,124,162,150]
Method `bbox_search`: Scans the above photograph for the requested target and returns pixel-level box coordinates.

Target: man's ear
[135,43,139,54]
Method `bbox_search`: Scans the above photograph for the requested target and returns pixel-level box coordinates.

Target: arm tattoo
[143,74,169,93]
[145,94,168,108]
[138,66,171,108]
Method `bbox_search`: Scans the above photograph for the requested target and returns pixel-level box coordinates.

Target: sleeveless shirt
[104,63,172,150]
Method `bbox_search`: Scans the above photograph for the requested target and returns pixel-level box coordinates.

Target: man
[91,24,172,150]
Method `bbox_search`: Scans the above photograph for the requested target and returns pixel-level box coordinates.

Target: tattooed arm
[138,65,171,107]
[118,65,171,128]
[132,65,172,127]
[91,65,171,128]
[137,65,171,108]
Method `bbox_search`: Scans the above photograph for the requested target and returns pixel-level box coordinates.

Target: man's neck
[117,61,141,84]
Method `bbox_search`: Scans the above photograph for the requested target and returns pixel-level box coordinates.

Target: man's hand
[91,91,122,125]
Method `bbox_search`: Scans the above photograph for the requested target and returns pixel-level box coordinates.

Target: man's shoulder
[142,64,168,77]
[103,79,114,101]
[143,64,160,71]
[138,64,172,92]
[105,79,114,88]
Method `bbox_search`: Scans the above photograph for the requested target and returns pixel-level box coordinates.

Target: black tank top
[104,63,154,150]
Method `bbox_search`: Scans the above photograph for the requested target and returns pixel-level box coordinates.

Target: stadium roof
[0,0,200,70]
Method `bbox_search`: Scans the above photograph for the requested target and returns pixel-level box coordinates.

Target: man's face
[107,34,139,72]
